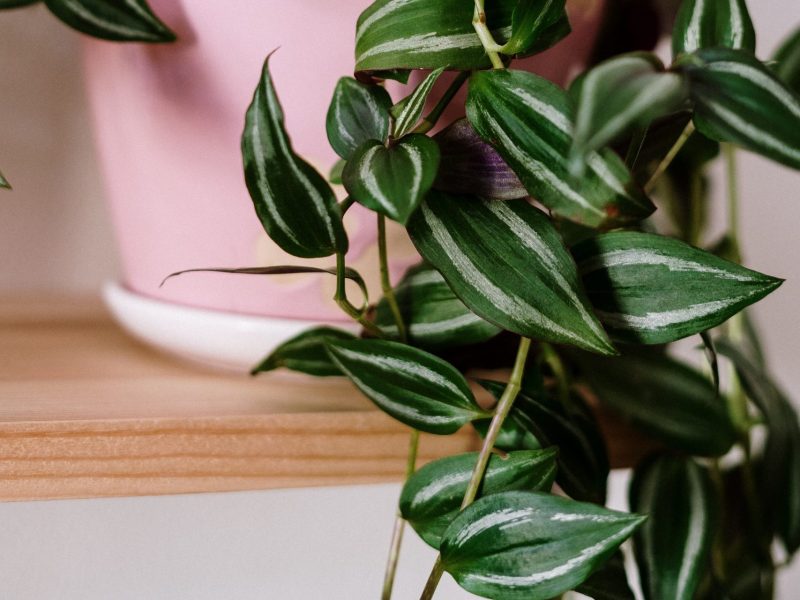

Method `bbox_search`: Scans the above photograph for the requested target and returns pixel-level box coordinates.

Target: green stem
[413,71,470,135]
[472,0,505,70]
[724,143,742,262]
[644,121,695,194]
[378,214,407,343]
[381,429,420,600]
[419,337,532,600]
[334,252,384,338]
[540,342,570,407]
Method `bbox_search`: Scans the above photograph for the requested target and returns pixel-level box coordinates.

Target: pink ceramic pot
[83,0,603,370]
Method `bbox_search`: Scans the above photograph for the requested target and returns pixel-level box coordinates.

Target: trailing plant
[170,1,800,598]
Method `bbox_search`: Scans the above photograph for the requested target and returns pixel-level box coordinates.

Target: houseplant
[172,0,799,598]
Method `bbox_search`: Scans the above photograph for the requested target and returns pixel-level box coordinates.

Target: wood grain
[0,296,651,502]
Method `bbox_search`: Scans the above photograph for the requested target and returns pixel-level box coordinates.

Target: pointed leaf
[630,455,716,600]
[571,53,689,162]
[440,491,645,600]
[478,380,610,503]
[243,57,348,258]
[672,0,755,57]
[683,48,800,170]
[44,0,175,42]
[575,551,636,600]
[407,192,615,354]
[434,118,526,200]
[326,77,392,160]
[716,340,800,554]
[325,338,488,434]
[400,449,557,549]
[467,69,654,228]
[572,231,783,345]
[343,135,439,224]
[576,352,737,456]
[501,0,570,56]
[391,67,444,139]
[355,0,561,75]
[0,170,9,189]
[774,26,800,95]
[374,263,501,349]
[250,327,356,377]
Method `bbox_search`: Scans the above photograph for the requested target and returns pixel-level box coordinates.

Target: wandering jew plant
[174,1,800,598]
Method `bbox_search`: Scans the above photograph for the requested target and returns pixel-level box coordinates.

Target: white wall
[0,3,798,599]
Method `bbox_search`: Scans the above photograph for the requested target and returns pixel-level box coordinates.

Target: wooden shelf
[0,296,652,502]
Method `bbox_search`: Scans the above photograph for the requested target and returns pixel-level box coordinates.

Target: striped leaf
[399,449,557,549]
[44,0,175,42]
[374,263,501,349]
[355,0,561,75]
[572,231,783,345]
[242,57,348,258]
[434,118,526,200]
[326,77,392,160]
[630,455,716,600]
[250,327,356,377]
[717,341,800,555]
[466,69,655,228]
[501,0,570,56]
[576,352,737,456]
[478,380,610,503]
[683,48,800,170]
[407,192,616,355]
[440,491,645,600]
[773,26,800,95]
[672,0,755,57]
[342,134,440,224]
[571,53,689,164]
[391,67,444,139]
[575,551,635,600]
[325,338,488,434]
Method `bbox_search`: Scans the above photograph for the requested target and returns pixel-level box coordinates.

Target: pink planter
[83,0,603,369]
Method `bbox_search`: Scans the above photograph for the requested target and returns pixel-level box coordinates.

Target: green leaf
[0,0,39,9]
[773,26,800,95]
[44,0,175,42]
[434,118,526,200]
[501,0,570,56]
[325,78,392,160]
[400,449,557,549]
[407,192,615,354]
[325,338,488,434]
[576,352,737,456]
[328,159,346,185]
[478,380,610,503]
[440,491,645,600]
[0,170,10,189]
[672,0,755,57]
[466,69,654,228]
[572,231,783,345]
[250,327,356,377]
[571,53,689,164]
[716,340,800,554]
[391,67,444,139]
[630,455,716,600]
[242,56,348,258]
[342,135,440,224]
[374,263,501,349]
[575,551,635,600]
[683,48,800,170]
[355,0,565,75]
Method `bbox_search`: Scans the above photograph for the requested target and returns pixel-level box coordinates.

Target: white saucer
[102,282,357,373]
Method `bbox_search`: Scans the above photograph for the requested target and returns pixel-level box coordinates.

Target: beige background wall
[1,3,799,599]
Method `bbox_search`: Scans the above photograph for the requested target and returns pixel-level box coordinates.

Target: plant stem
[418,337,532,600]
[378,214,408,342]
[540,342,570,407]
[472,0,505,70]
[334,252,384,338]
[413,71,470,135]
[378,212,417,600]
[381,429,420,600]
[644,121,695,194]
[724,143,742,262]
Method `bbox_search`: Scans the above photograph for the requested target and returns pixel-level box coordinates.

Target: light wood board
[0,296,653,502]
